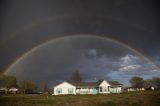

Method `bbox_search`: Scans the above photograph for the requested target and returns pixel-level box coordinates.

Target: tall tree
[129,76,145,88]
[70,70,82,83]
[0,75,17,88]
[20,80,36,94]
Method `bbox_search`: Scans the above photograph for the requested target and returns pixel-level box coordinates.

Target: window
[68,88,74,94]
[56,88,62,94]
[100,87,103,92]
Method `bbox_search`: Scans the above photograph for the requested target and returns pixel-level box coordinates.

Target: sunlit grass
[0,90,160,106]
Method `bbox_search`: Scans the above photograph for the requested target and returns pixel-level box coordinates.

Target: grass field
[0,90,160,106]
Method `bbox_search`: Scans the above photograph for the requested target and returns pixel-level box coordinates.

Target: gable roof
[53,80,123,88]
[71,82,99,88]
[108,81,123,87]
[53,81,76,88]
[99,80,111,86]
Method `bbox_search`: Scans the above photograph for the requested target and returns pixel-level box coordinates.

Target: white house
[53,81,76,95]
[0,87,8,94]
[127,87,145,92]
[52,80,123,95]
[98,80,111,94]
[0,87,19,94]
[73,82,100,94]
[9,88,19,94]
[108,81,123,93]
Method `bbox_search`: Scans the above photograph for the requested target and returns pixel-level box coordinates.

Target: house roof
[53,80,123,88]
[53,81,76,88]
[71,80,123,88]
[108,81,123,87]
[9,88,18,91]
[71,82,99,88]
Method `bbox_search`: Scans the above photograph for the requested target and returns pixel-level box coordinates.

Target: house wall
[127,88,145,92]
[0,87,8,94]
[9,88,18,94]
[110,87,122,93]
[53,80,122,95]
[99,80,111,94]
[53,82,76,95]
[76,88,98,94]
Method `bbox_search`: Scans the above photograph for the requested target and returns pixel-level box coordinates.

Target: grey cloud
[8,37,139,83]
[8,40,160,86]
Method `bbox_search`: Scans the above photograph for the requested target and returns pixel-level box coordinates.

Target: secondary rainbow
[0,15,147,47]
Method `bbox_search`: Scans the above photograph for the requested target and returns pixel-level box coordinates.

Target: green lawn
[0,90,160,106]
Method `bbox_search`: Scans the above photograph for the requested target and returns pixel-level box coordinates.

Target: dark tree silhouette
[130,76,145,88]
[0,75,17,89]
[70,70,82,83]
[20,80,36,94]
[151,77,160,89]
[144,77,160,89]
[144,79,154,88]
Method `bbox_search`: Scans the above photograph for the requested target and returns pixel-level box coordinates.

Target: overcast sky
[0,0,160,86]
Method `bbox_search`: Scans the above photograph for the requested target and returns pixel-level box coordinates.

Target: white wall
[117,87,122,93]
[76,88,97,94]
[109,87,122,93]
[53,82,76,95]
[99,80,111,94]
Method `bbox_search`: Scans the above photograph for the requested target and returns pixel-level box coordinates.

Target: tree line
[0,70,82,94]
[130,76,160,89]
[71,70,160,89]
[0,75,37,94]
[0,70,160,94]
[0,70,81,94]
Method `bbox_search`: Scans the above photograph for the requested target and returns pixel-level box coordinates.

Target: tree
[20,80,36,94]
[70,70,82,83]
[144,79,154,88]
[129,76,145,88]
[0,75,17,88]
[151,77,160,89]
[41,82,48,93]
[0,75,5,87]
[144,77,160,89]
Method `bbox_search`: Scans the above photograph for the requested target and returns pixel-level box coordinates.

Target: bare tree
[41,82,48,93]
[70,70,82,83]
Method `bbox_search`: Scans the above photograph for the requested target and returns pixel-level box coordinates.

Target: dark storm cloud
[0,0,160,86]
[7,37,160,87]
